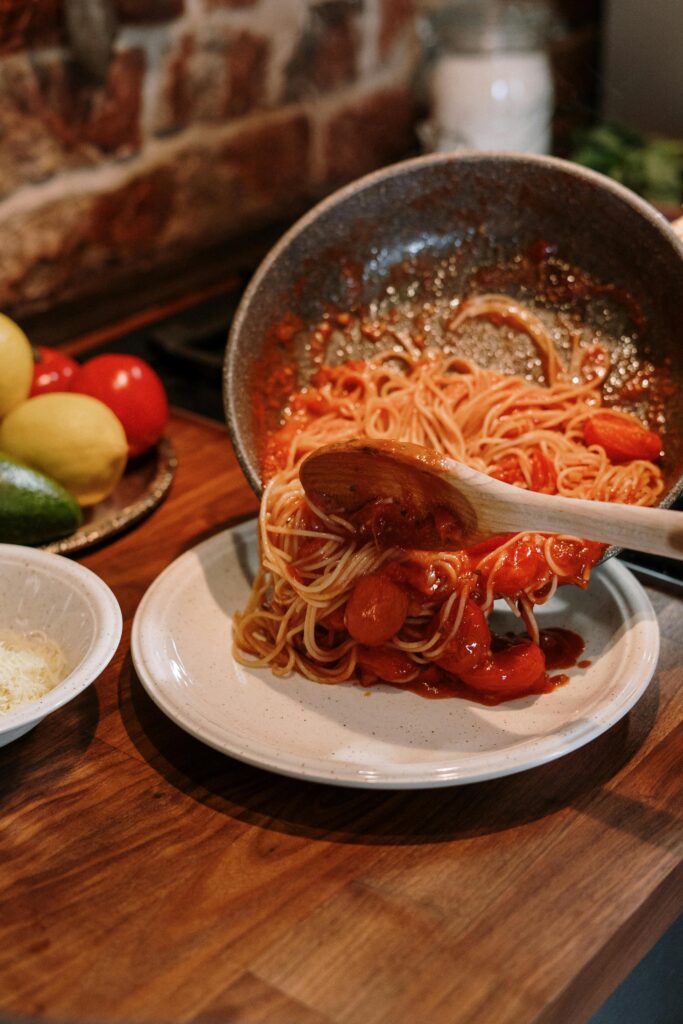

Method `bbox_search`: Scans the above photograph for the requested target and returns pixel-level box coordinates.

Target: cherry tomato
[530,449,557,494]
[356,646,416,683]
[486,538,541,597]
[583,412,661,463]
[436,598,491,674]
[345,574,408,645]
[458,639,546,698]
[72,354,168,457]
[489,454,525,486]
[547,537,605,587]
[29,346,79,396]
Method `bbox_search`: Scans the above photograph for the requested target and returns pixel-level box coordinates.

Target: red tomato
[487,538,540,597]
[29,346,79,396]
[547,538,605,587]
[345,574,408,645]
[73,354,168,457]
[436,598,491,674]
[530,449,557,494]
[356,646,416,683]
[458,640,546,698]
[489,454,525,486]
[583,412,661,463]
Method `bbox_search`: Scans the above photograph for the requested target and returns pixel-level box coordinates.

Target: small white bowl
[0,544,122,747]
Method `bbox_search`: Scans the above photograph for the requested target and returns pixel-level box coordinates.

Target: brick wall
[0,0,420,317]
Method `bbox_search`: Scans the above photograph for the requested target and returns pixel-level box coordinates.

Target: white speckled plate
[131,521,659,788]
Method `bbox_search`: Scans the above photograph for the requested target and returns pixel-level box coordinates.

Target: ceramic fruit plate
[42,438,176,556]
[131,521,659,789]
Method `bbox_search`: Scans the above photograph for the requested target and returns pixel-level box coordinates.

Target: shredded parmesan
[0,629,67,714]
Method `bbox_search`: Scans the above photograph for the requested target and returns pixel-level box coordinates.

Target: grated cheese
[0,629,67,714]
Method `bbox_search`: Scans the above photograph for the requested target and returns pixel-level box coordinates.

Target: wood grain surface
[1,410,681,1024]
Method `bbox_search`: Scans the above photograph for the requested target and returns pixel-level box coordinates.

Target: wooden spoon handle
[510,490,683,560]
[670,215,683,241]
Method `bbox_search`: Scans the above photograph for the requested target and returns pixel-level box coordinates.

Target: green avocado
[0,452,83,545]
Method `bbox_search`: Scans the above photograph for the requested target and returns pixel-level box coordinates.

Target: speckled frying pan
[223,152,683,513]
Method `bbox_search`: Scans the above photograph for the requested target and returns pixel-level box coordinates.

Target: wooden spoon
[299,439,683,560]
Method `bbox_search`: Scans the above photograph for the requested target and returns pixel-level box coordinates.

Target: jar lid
[430,0,557,54]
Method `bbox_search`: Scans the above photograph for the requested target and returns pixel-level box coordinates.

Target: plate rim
[131,522,660,789]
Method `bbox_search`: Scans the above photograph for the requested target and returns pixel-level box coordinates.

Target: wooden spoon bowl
[300,439,683,560]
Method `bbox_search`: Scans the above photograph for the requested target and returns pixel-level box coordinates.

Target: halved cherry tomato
[583,411,661,463]
[72,354,169,457]
[345,574,408,645]
[490,453,525,486]
[356,646,416,683]
[530,449,557,494]
[458,639,546,698]
[486,538,541,597]
[29,346,79,396]
[436,598,491,674]
[547,538,605,586]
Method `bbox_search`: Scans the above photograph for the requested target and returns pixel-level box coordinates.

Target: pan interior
[225,156,683,505]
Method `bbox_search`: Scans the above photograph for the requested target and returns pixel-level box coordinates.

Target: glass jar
[422,0,556,155]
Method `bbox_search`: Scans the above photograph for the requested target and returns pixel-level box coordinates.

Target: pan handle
[671,216,683,242]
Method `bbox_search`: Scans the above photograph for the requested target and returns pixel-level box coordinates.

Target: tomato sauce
[467,241,647,331]
[539,627,586,669]
[357,628,589,705]
[394,663,557,706]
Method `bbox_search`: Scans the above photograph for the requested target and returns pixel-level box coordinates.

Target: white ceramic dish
[131,522,659,789]
[0,544,122,747]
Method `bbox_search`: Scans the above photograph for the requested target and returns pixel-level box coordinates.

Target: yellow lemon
[0,393,128,506]
[0,314,33,417]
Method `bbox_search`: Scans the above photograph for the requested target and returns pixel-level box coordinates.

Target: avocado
[0,452,82,545]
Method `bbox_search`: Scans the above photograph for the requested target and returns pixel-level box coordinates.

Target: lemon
[0,314,33,417]
[0,393,128,506]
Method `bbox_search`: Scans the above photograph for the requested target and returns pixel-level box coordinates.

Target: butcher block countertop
[1,409,681,1024]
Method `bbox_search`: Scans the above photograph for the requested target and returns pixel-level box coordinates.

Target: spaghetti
[234,294,664,703]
